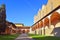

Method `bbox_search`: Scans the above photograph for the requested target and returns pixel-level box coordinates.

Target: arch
[39,21,43,28]
[32,25,36,31]
[51,12,60,26]
[32,27,34,31]
[22,30,25,33]
[27,29,30,33]
[33,26,35,31]
[33,25,36,31]
[34,25,36,30]
[44,17,49,27]
[19,29,21,33]
[37,22,40,28]
[36,23,39,29]
[39,21,41,28]
[35,24,37,29]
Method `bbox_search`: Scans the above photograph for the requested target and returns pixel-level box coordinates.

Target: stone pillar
[36,29,39,34]
[16,27,18,34]
[39,28,42,35]
[39,22,40,35]
[47,15,53,36]
[41,27,44,35]
[11,28,12,34]
[43,19,45,35]
[38,22,40,34]
[48,15,51,28]
[29,27,32,34]
[36,23,39,34]
[35,29,36,34]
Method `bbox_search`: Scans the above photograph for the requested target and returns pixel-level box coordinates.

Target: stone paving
[15,33,34,40]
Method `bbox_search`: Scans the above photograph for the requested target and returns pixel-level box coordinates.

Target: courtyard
[0,0,60,40]
[0,34,60,40]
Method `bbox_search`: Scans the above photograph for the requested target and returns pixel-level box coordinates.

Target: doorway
[23,30,25,33]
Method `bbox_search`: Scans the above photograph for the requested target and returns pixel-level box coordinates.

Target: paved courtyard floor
[15,33,34,40]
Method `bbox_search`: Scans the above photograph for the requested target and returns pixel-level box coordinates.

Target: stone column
[48,15,52,36]
[48,15,51,28]
[11,28,12,34]
[29,27,32,34]
[16,27,18,34]
[38,22,40,34]
[39,28,42,35]
[43,19,45,35]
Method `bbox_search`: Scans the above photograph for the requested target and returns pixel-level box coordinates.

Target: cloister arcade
[31,6,60,36]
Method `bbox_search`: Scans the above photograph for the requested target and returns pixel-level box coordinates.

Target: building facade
[32,0,60,36]
[34,0,60,23]
[15,23,30,34]
[0,4,30,34]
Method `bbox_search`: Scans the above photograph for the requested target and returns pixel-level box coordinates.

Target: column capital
[42,19,44,22]
[48,14,51,19]
[56,9,60,14]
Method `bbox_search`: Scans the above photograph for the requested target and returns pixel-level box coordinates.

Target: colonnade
[31,6,60,36]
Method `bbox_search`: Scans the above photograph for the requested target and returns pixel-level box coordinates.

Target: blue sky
[0,0,48,26]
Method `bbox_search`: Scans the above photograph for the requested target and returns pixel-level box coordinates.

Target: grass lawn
[0,34,19,40]
[28,34,60,40]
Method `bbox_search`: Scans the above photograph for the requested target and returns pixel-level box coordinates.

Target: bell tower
[0,4,6,34]
[1,4,6,20]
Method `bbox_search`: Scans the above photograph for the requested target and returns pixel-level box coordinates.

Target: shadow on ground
[51,27,60,37]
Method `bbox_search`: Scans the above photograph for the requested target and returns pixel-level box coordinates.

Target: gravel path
[15,33,34,40]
